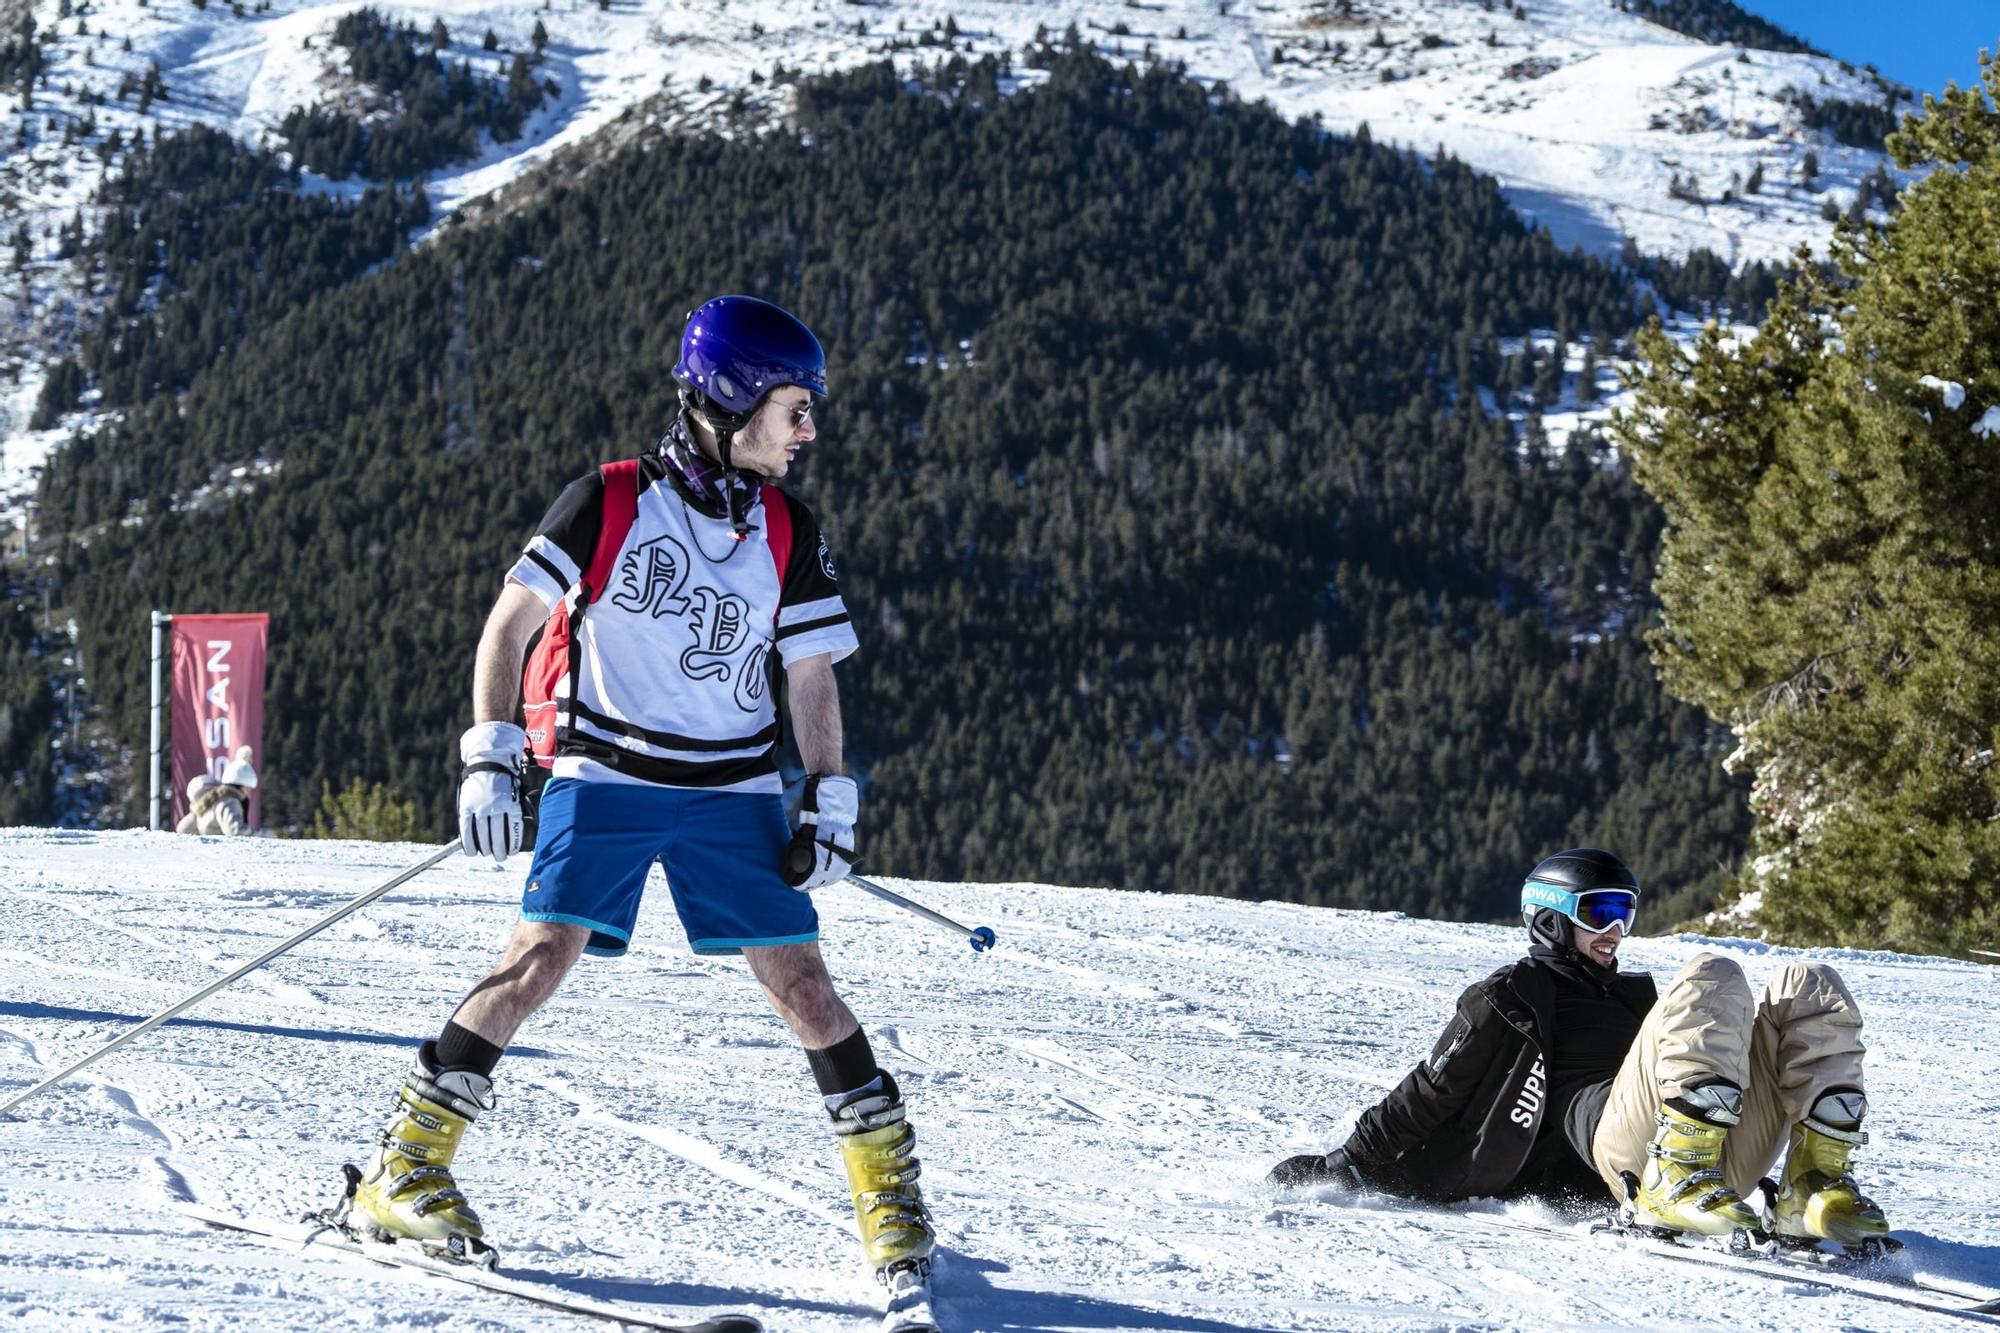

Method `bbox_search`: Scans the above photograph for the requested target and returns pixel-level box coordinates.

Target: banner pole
[149,611,167,831]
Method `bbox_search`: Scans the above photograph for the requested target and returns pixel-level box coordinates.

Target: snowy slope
[0,0,1910,511]
[0,829,1993,1331]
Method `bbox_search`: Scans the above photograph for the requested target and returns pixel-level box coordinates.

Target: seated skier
[1269,847,1888,1247]
[175,747,259,837]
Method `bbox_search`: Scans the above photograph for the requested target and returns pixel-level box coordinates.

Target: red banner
[170,614,269,827]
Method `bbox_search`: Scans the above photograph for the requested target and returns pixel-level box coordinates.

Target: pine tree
[311,777,425,841]
[37,51,1744,922]
[1615,51,2000,955]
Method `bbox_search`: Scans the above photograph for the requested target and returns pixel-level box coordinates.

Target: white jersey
[508,453,857,793]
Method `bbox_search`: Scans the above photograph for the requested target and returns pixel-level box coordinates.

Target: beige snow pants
[1590,952,1866,1201]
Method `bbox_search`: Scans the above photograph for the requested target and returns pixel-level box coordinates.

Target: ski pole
[0,840,460,1120]
[844,873,997,952]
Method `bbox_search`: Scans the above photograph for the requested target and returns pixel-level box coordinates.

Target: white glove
[782,774,858,892]
[459,721,527,862]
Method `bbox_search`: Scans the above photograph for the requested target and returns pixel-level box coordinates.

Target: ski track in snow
[0,833,1993,1330]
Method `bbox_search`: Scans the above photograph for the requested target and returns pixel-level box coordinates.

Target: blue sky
[1748,2,1995,95]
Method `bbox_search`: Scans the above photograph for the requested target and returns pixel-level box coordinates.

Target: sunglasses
[777,399,814,429]
[1522,881,1639,935]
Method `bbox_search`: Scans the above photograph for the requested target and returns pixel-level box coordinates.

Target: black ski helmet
[1520,847,1639,952]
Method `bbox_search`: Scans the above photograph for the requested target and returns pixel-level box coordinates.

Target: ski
[1750,1230,2000,1310]
[878,1258,941,1333]
[1493,1212,2000,1326]
[172,1201,765,1333]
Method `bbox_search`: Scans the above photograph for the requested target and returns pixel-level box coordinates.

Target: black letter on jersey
[610,535,693,619]
[682,587,762,702]
[735,642,772,712]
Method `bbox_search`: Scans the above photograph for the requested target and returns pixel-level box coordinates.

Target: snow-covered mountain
[9,0,1911,259]
[0,0,1911,511]
[1,831,1994,1329]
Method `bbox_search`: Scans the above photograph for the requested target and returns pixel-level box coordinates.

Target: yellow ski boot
[349,1047,495,1260]
[830,1076,935,1278]
[1772,1089,1889,1247]
[1630,1080,1761,1238]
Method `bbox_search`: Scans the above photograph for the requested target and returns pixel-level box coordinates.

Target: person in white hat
[176,746,258,836]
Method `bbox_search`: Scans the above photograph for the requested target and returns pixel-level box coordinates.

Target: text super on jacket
[1341,957,1656,1202]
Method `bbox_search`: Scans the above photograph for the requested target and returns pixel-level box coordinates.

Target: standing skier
[347,296,935,1291]
[1269,848,1888,1246]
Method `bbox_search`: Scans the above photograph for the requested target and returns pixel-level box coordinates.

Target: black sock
[806,1028,878,1098]
[433,1020,504,1077]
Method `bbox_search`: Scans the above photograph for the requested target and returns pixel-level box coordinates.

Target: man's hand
[459,721,527,861]
[1268,1147,1364,1191]
[782,773,858,891]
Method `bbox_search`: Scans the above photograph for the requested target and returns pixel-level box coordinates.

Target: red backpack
[519,459,794,769]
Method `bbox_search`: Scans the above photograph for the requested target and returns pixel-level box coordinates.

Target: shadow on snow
[0,1000,552,1058]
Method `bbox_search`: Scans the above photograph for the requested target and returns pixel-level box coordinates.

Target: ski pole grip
[782,826,817,885]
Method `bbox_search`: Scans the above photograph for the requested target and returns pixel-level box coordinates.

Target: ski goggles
[1520,881,1639,934]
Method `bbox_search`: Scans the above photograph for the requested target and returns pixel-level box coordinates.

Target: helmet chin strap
[715,425,752,542]
[681,389,755,540]
[1527,908,1623,975]
[1529,907,1587,959]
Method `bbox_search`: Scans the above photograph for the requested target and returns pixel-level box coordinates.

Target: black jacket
[1341,955,1657,1202]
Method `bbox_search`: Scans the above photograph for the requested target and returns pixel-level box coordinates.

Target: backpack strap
[522,457,641,772]
[582,458,641,603]
[760,483,793,607]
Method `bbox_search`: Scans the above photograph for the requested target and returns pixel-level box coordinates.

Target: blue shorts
[521,778,818,957]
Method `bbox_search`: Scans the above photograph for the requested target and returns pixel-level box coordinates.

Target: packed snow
[0,829,1993,1330]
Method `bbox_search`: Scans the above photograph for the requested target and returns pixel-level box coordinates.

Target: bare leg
[742,939,860,1049]
[353,918,586,1243]
[450,918,591,1049]
[745,942,935,1274]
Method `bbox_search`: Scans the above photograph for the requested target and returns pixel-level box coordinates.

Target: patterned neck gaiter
[658,414,757,519]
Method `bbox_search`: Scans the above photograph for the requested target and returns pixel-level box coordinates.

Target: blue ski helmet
[1520,847,1640,951]
[672,295,827,417]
